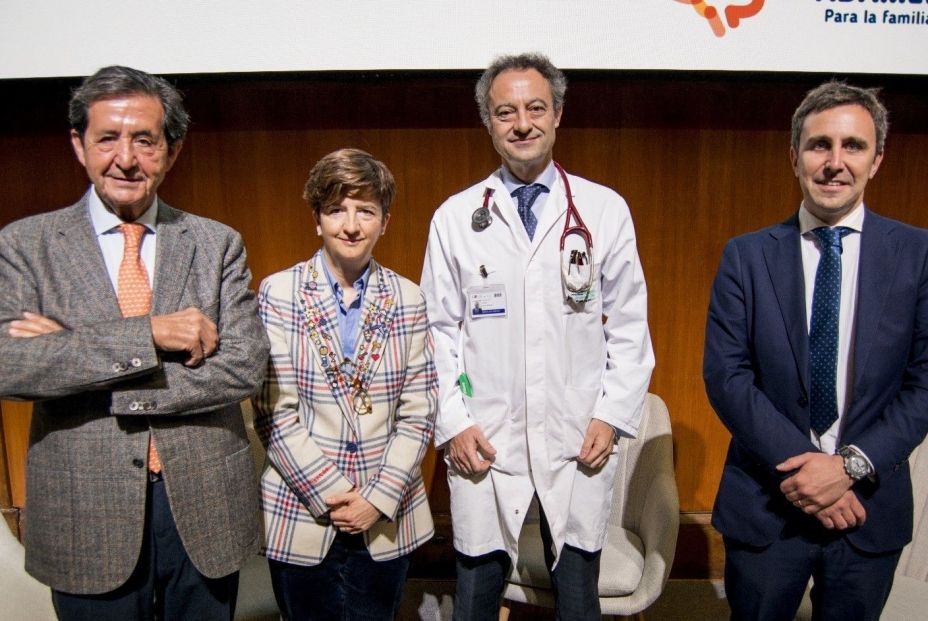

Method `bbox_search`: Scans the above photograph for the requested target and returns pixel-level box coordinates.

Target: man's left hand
[8,312,64,337]
[814,490,867,530]
[325,490,381,534]
[150,307,218,367]
[777,452,853,512]
[578,418,615,469]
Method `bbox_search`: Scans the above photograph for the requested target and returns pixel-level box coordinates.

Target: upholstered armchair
[502,393,679,619]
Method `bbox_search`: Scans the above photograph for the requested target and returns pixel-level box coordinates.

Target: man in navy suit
[704,81,928,620]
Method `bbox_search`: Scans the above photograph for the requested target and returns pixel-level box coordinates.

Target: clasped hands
[325,489,381,535]
[9,308,218,367]
[448,418,615,476]
[777,452,865,531]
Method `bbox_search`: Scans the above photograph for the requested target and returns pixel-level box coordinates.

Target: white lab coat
[420,167,654,564]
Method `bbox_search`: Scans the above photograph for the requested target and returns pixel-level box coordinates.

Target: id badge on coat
[468,284,507,319]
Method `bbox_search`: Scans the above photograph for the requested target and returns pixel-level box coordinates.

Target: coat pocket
[464,394,517,474]
[548,386,604,463]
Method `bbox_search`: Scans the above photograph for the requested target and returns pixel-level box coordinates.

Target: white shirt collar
[87,187,159,236]
[798,202,865,236]
[500,160,558,194]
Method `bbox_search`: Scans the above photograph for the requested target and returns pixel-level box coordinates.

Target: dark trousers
[453,501,601,621]
[268,532,410,621]
[52,476,238,621]
[724,529,901,621]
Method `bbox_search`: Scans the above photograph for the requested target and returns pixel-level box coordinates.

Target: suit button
[112,363,123,372]
[129,401,140,411]
[131,358,142,368]
[345,442,358,453]
[797,396,808,407]
[148,401,157,410]
[132,458,144,468]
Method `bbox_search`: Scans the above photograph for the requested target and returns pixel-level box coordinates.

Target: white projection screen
[2,0,927,79]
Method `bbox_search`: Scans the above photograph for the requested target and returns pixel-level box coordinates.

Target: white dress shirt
[87,188,158,291]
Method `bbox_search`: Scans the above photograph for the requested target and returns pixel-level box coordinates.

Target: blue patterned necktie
[511,183,548,240]
[809,226,852,435]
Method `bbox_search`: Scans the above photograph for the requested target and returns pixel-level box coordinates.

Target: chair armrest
[631,468,679,610]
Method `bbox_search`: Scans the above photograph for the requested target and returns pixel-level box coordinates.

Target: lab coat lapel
[528,168,568,259]
[486,173,532,254]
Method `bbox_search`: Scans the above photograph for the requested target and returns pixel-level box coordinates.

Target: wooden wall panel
[0,401,30,508]
[1,72,926,528]
[164,127,496,284]
[0,403,10,509]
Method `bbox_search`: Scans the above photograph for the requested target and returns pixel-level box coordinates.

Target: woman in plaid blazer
[253,149,437,620]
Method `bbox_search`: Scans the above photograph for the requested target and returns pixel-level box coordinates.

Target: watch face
[846,454,869,479]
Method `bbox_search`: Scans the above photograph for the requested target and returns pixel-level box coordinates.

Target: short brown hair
[303,148,396,217]
[791,80,889,154]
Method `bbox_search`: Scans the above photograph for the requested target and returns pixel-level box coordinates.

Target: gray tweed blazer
[0,194,270,594]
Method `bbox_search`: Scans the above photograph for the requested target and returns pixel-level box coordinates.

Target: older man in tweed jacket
[0,66,268,620]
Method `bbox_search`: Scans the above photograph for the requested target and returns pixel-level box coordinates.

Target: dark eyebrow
[803,134,831,145]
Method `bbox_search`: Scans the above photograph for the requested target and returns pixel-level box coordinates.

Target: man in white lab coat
[420,53,655,620]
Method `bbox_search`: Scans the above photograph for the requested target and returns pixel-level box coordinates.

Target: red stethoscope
[472,162,594,295]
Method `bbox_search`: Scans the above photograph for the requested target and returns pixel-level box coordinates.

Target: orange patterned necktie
[117,223,161,474]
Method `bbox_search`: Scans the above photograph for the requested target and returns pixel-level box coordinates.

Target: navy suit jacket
[704,209,928,554]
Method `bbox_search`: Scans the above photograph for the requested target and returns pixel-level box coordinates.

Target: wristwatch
[837,445,872,481]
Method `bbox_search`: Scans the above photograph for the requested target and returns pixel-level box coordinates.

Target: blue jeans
[268,532,410,621]
[453,500,601,621]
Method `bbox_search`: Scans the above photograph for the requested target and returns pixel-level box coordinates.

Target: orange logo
[676,0,766,37]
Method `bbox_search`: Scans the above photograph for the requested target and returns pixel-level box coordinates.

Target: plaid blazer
[254,252,437,564]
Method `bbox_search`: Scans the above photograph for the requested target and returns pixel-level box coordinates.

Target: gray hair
[475,53,567,128]
[791,80,889,154]
[69,65,190,148]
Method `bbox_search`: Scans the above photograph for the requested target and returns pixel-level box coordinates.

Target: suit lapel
[358,261,398,384]
[151,203,194,315]
[852,211,896,394]
[297,253,353,424]
[763,215,810,394]
[52,200,121,320]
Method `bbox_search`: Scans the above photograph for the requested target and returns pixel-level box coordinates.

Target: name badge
[469,285,507,319]
[568,288,598,304]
